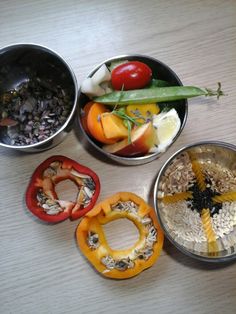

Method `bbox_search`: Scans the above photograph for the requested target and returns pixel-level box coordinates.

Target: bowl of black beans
[0,43,78,152]
[154,141,236,262]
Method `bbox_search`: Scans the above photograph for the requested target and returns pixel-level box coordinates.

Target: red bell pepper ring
[26,155,100,223]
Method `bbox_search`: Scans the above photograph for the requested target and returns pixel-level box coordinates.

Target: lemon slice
[150,109,181,153]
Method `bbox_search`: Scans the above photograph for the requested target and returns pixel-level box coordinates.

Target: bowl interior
[0,44,76,146]
[155,143,236,262]
[78,55,187,163]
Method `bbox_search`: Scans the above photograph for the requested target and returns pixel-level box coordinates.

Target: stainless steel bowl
[0,44,78,152]
[77,54,188,165]
[154,141,236,262]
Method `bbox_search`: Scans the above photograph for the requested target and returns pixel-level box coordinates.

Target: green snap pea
[94,83,223,106]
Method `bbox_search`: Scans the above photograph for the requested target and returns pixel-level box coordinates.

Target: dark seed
[1,111,8,118]
[34,116,40,121]
[47,119,55,123]
[0,77,72,146]
[188,179,222,216]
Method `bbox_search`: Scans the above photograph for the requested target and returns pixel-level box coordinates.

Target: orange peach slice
[86,102,116,144]
[101,112,128,139]
[103,122,156,157]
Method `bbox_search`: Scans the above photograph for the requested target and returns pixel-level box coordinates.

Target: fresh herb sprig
[112,107,143,144]
[112,107,142,126]
[111,85,143,144]
[111,84,154,144]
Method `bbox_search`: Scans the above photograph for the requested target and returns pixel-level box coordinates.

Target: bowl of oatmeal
[154,141,236,262]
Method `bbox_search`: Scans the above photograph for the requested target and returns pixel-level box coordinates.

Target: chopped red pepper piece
[26,155,100,223]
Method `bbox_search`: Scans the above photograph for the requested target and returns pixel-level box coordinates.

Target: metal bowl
[154,141,236,262]
[0,43,78,152]
[77,54,188,165]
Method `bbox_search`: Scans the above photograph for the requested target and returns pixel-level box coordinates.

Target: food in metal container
[80,59,223,158]
[157,150,236,256]
[0,78,72,146]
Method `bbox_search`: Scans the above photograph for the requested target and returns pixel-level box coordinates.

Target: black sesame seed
[188,179,222,216]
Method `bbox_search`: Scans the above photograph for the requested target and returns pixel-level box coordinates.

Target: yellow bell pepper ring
[76,192,164,279]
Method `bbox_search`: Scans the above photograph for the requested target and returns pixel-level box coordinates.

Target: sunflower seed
[87,232,100,249]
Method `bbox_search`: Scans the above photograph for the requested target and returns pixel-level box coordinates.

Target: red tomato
[111,61,152,90]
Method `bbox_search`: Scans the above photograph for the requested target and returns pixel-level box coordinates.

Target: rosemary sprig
[112,108,143,144]
[130,109,147,122]
[124,120,132,144]
[112,108,142,126]
[111,84,144,144]
[111,85,157,144]
[113,84,125,111]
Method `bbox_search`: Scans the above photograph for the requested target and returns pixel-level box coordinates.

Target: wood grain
[0,0,236,313]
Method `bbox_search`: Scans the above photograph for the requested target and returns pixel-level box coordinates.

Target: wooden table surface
[0,1,236,313]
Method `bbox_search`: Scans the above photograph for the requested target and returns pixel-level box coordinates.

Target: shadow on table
[163,238,235,270]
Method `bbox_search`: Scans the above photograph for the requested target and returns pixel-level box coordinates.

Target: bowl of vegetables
[77,55,222,165]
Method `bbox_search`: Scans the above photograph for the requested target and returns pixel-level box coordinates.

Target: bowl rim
[77,54,188,164]
[0,42,78,149]
[153,140,236,262]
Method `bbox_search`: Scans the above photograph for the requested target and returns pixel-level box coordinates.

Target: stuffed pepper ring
[76,192,164,279]
[26,155,100,223]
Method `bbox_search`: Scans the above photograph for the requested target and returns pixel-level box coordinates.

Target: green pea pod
[94,83,223,106]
